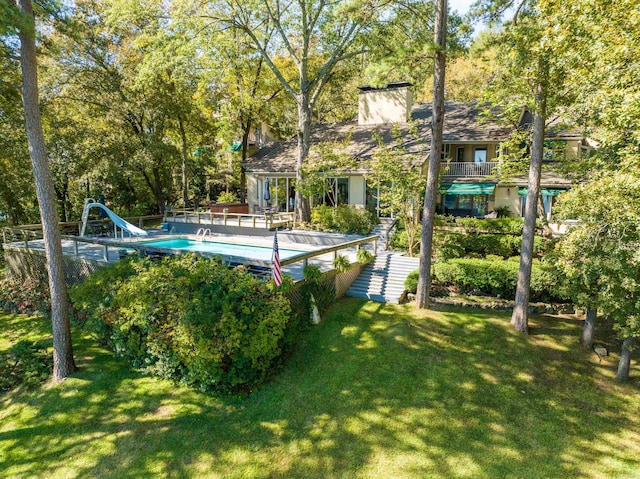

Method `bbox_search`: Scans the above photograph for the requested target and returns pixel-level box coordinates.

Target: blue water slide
[80,200,148,237]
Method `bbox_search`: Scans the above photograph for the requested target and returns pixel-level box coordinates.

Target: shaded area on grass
[0,299,639,478]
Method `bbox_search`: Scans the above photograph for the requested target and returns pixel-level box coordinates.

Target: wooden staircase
[346,253,419,304]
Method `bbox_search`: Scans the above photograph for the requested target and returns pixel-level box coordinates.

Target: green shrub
[432,226,553,260]
[333,255,350,272]
[433,232,466,260]
[390,228,408,251]
[0,340,52,392]
[454,217,525,235]
[356,248,374,265]
[405,270,419,294]
[311,205,378,235]
[433,258,566,302]
[494,205,513,218]
[70,254,292,393]
[216,191,239,204]
[310,205,335,231]
[434,231,521,259]
[303,264,322,281]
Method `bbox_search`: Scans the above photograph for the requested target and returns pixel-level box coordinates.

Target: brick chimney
[358,82,413,126]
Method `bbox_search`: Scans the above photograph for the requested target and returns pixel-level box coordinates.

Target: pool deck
[4,229,366,281]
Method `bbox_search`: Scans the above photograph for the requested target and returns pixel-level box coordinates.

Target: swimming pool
[141,238,307,262]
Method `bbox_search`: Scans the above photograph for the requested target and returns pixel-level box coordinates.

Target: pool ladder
[195,228,212,242]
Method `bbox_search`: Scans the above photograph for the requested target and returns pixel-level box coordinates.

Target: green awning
[442,183,496,195]
[518,188,567,196]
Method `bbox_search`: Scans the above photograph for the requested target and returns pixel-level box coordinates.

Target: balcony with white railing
[441,161,499,177]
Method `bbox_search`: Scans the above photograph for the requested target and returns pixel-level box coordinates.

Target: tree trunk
[581,308,597,350]
[616,337,634,382]
[17,0,76,381]
[152,166,165,214]
[416,0,447,308]
[511,59,548,334]
[240,120,252,204]
[295,95,312,223]
[178,115,189,208]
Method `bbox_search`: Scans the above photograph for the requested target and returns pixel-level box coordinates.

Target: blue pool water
[141,238,306,262]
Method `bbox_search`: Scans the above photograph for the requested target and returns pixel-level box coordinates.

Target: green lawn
[1,299,639,479]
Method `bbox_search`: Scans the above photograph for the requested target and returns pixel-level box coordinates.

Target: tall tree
[511,56,547,333]
[553,0,640,378]
[555,172,640,381]
[200,0,381,222]
[473,0,580,331]
[14,0,76,380]
[46,0,217,213]
[416,0,447,308]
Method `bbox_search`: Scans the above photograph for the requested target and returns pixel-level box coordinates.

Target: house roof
[243,101,514,174]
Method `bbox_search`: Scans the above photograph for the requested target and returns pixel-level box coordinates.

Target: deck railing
[164,209,294,230]
[441,161,499,177]
[11,215,163,236]
[3,227,378,275]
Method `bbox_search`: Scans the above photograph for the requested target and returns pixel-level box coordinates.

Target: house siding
[349,176,366,208]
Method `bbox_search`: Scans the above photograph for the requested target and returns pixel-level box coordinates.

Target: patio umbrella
[264,178,271,202]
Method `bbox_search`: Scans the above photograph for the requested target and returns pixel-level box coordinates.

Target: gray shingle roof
[243,101,515,173]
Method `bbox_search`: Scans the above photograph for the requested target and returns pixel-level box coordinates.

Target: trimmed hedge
[453,217,526,235]
[405,258,566,303]
[434,231,550,260]
[70,254,293,393]
[433,258,565,303]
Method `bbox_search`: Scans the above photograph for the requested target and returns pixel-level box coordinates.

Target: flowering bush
[0,278,51,317]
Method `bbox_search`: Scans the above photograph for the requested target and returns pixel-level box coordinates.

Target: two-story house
[242,82,587,220]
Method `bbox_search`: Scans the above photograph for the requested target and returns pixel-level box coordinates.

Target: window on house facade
[324,177,349,206]
[337,178,349,205]
[441,194,489,217]
[263,177,296,212]
[440,144,451,160]
[456,146,465,162]
[474,147,487,163]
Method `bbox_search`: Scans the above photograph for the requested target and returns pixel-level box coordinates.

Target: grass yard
[1,298,639,479]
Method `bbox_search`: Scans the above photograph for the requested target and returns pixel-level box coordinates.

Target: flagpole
[272,229,282,287]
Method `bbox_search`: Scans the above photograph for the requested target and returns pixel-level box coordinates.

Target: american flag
[272,230,282,286]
